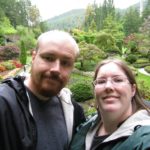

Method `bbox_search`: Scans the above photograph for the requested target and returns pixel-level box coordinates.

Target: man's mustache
[45,74,63,84]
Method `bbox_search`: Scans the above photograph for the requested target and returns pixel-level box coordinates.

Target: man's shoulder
[0,76,27,104]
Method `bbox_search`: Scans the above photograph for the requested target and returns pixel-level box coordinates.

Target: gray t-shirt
[26,88,69,150]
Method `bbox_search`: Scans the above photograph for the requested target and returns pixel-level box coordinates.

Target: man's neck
[24,76,50,101]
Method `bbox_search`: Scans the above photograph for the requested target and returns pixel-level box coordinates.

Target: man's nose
[51,60,61,72]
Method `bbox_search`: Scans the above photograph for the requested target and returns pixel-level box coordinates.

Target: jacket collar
[58,88,74,142]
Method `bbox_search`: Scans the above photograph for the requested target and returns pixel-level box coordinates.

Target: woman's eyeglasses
[93,76,129,87]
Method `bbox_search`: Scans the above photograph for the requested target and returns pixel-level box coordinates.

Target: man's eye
[61,60,72,67]
[43,56,54,61]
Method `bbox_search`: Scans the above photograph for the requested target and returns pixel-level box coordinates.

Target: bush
[0,64,6,72]
[138,81,150,100]
[12,60,23,68]
[145,66,150,73]
[70,80,93,102]
[125,54,137,64]
[1,61,15,70]
[0,75,3,81]
[136,58,149,64]
[0,45,20,60]
[133,63,150,68]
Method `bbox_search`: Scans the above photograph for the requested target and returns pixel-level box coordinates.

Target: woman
[70,58,150,150]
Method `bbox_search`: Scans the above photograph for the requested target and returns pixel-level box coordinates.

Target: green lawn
[136,72,150,100]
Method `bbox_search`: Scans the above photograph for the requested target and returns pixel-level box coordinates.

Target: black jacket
[0,76,85,150]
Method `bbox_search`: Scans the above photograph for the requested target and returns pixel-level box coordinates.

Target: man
[0,30,85,150]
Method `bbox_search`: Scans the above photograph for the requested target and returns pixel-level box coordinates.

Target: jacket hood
[85,110,150,150]
[104,110,150,142]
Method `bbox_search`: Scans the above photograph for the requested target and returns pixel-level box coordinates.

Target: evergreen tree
[142,0,150,20]
[20,40,27,65]
[123,7,142,36]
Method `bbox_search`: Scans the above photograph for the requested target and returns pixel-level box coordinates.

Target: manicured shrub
[70,80,93,102]
[125,54,137,64]
[145,66,150,73]
[0,45,20,60]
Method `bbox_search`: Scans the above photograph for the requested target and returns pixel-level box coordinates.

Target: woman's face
[94,62,136,120]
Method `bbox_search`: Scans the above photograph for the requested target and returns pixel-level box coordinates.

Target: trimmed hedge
[0,45,20,60]
[145,66,150,73]
[70,80,93,102]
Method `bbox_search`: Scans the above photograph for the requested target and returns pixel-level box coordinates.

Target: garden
[0,0,150,116]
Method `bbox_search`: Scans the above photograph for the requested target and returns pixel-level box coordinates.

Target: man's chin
[40,88,61,97]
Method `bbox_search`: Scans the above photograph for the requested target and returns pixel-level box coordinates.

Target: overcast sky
[31,0,140,21]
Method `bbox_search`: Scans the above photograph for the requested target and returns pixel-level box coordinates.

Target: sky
[31,0,140,21]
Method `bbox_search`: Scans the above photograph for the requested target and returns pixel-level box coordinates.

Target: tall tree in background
[28,5,41,27]
[83,0,115,31]
[123,7,142,36]
[101,0,115,29]
[84,4,96,31]
[0,0,40,28]
[142,0,150,20]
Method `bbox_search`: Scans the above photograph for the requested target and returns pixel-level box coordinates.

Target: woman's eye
[114,78,123,83]
[98,79,106,84]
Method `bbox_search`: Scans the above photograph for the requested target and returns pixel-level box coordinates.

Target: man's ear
[32,50,37,62]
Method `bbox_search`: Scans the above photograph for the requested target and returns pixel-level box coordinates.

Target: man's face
[30,40,76,97]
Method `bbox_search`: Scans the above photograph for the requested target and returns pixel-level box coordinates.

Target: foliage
[138,81,150,100]
[0,45,20,60]
[94,32,120,55]
[123,34,139,54]
[28,5,40,27]
[142,0,150,20]
[137,73,150,100]
[77,41,106,69]
[0,60,22,73]
[0,64,7,72]
[84,4,96,31]
[139,16,150,38]
[17,26,36,52]
[0,75,3,81]
[0,0,41,28]
[11,60,22,68]
[0,60,15,70]
[32,27,42,39]
[136,58,149,64]
[39,21,49,33]
[138,17,150,59]
[70,80,93,102]
[123,7,142,36]
[83,0,115,31]
[102,14,124,40]
[125,54,137,64]
[71,29,95,43]
[68,72,93,102]
[19,40,27,65]
[0,16,16,35]
[145,66,150,73]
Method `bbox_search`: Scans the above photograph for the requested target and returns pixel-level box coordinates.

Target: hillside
[45,0,148,31]
[46,9,85,30]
